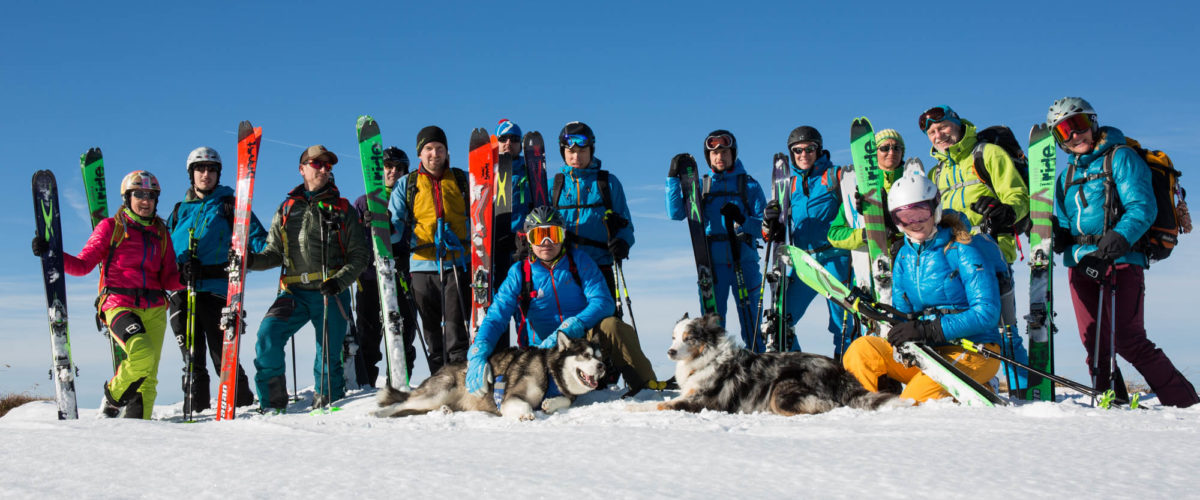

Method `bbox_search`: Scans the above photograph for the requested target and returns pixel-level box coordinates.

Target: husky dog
[628,313,908,415]
[374,332,606,420]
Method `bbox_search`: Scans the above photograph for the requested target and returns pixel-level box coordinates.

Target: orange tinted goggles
[526,225,565,245]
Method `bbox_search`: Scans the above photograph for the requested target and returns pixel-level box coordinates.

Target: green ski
[80,148,126,373]
[850,118,892,314]
[1025,124,1057,401]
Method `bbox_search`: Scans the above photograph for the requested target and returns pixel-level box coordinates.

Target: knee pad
[109,311,147,343]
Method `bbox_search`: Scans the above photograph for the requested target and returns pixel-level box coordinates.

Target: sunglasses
[705,133,734,151]
[306,160,333,171]
[561,134,592,148]
[383,161,407,170]
[130,190,159,201]
[192,163,220,173]
[878,144,903,153]
[918,106,957,132]
[1051,114,1095,143]
[890,202,933,227]
[498,135,521,143]
[526,225,565,246]
[790,144,819,155]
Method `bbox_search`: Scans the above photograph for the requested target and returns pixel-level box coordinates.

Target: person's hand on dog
[465,344,493,397]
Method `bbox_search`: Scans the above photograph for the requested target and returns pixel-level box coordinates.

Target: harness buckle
[300,273,311,284]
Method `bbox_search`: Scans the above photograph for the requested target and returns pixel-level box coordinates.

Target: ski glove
[1051,216,1073,254]
[1096,231,1131,260]
[435,221,465,253]
[31,236,48,257]
[1075,253,1113,283]
[180,257,202,285]
[720,202,746,226]
[887,319,945,348]
[465,344,493,397]
[540,317,583,349]
[970,196,1016,236]
[668,153,687,178]
[762,200,784,242]
[608,238,630,261]
[319,279,341,296]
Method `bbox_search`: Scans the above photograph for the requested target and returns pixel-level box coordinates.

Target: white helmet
[187,147,222,169]
[1046,97,1097,128]
[120,170,161,196]
[888,170,941,222]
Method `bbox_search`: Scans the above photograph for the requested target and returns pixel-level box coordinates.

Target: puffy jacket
[827,165,903,251]
[665,159,766,265]
[65,208,184,311]
[387,165,470,272]
[167,185,268,295]
[250,183,371,293]
[781,154,847,255]
[930,119,1029,263]
[472,248,615,359]
[892,215,1001,344]
[551,158,635,266]
[1055,126,1156,268]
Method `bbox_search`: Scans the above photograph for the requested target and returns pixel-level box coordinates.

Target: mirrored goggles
[890,201,934,227]
[526,225,566,245]
[1052,114,1095,143]
[705,133,734,150]
[561,134,592,148]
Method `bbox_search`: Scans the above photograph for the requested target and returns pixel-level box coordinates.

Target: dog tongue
[578,369,598,388]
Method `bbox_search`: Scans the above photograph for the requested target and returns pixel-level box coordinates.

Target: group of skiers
[29,97,1199,418]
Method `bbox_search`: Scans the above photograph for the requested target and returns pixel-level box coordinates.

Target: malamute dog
[375,332,606,420]
[628,313,908,415]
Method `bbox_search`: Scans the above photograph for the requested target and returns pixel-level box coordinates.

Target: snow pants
[355,274,418,386]
[710,251,763,352]
[588,316,657,389]
[411,269,470,374]
[842,336,1001,403]
[254,289,351,409]
[784,250,850,356]
[1069,264,1198,407]
[168,291,254,408]
[105,305,168,419]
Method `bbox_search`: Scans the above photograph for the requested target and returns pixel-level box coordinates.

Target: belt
[280,270,338,285]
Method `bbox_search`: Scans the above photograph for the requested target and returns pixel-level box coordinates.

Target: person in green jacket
[827,128,907,253]
[248,145,371,412]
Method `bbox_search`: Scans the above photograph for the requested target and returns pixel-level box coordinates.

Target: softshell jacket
[665,159,766,265]
[783,154,847,256]
[354,192,409,281]
[167,185,268,295]
[1055,126,1156,268]
[472,248,615,359]
[65,208,184,311]
[892,218,1001,344]
[930,119,1029,263]
[251,183,370,293]
[387,165,470,272]
[551,158,635,266]
[827,165,903,250]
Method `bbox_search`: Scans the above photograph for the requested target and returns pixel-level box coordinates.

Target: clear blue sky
[4,1,1199,403]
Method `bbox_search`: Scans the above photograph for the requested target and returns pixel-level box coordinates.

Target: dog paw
[517,412,536,422]
[541,396,571,414]
[438,405,453,415]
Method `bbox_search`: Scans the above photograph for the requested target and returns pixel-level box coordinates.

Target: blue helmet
[496,119,522,139]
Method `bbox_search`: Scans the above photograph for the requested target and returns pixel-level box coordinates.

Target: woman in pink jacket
[35,171,183,418]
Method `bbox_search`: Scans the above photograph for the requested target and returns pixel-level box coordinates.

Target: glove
[319,279,341,296]
[854,191,867,214]
[465,347,493,398]
[1075,253,1112,283]
[435,222,465,252]
[887,319,945,348]
[1096,231,1130,260]
[32,237,48,257]
[720,202,746,226]
[540,317,583,349]
[537,333,559,350]
[180,257,202,285]
[668,153,687,178]
[762,200,783,242]
[970,196,1017,235]
[1051,217,1073,254]
[608,238,630,261]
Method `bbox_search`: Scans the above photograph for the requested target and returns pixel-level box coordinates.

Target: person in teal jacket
[763,126,850,355]
[665,130,766,350]
[166,146,267,413]
[465,207,661,399]
[1048,97,1197,407]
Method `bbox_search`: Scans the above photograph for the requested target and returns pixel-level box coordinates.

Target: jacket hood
[560,157,602,178]
[1073,126,1126,166]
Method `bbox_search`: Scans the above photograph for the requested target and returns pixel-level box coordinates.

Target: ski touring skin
[216,121,262,421]
[33,170,79,420]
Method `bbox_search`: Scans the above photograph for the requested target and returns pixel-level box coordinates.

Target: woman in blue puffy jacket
[1048,97,1197,407]
[666,130,767,350]
[842,170,1002,403]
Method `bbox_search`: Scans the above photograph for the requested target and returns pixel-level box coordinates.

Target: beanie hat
[496,119,522,138]
[874,129,904,149]
[416,126,448,153]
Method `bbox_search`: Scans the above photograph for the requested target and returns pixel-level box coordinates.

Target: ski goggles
[918,105,961,132]
[561,134,592,148]
[1051,113,1095,143]
[705,133,734,150]
[790,144,819,155]
[890,201,934,227]
[526,225,566,246]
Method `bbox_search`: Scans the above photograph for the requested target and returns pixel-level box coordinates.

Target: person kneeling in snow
[465,206,665,402]
[841,170,1003,403]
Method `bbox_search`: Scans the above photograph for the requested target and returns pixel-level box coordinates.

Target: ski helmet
[120,170,162,208]
[496,118,522,139]
[787,126,822,150]
[703,129,738,167]
[887,170,941,223]
[1046,97,1097,128]
[558,121,595,159]
[523,205,565,232]
[186,147,222,182]
[383,147,410,171]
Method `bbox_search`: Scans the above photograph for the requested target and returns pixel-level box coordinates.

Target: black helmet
[558,121,595,159]
[787,126,822,150]
[523,205,565,232]
[702,129,737,167]
[383,147,410,172]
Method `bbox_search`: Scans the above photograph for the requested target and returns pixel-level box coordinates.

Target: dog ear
[556,330,573,351]
[679,312,690,322]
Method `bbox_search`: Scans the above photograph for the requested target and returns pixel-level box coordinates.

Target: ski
[216,121,262,421]
[675,153,718,315]
[721,203,753,348]
[467,128,496,341]
[839,162,872,297]
[79,148,125,373]
[522,131,548,208]
[780,245,1006,406]
[33,170,78,420]
[357,115,410,391]
[495,152,514,243]
[758,153,791,352]
[850,118,892,313]
[1025,124,1057,401]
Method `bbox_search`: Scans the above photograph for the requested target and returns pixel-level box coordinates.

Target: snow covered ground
[3,387,1198,499]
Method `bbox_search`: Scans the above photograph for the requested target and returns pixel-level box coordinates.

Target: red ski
[467,128,496,341]
[216,121,262,420]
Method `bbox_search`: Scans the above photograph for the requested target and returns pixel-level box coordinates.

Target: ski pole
[721,206,754,351]
[290,339,297,402]
[1091,281,1106,406]
[752,237,773,353]
[957,339,1108,402]
[184,229,198,421]
[616,263,639,334]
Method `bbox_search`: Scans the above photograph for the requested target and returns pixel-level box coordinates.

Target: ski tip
[237,121,254,141]
[469,128,490,150]
[850,117,874,139]
[357,117,380,141]
[82,147,103,165]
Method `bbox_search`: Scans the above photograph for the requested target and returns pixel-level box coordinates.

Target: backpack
[1061,137,1187,264]
[515,252,582,348]
[931,125,1032,234]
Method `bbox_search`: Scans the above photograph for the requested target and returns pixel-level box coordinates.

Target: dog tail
[375,386,410,407]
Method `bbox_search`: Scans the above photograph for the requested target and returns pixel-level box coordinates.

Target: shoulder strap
[220,195,236,232]
[566,250,582,287]
[452,168,469,206]
[405,171,420,226]
[167,202,182,229]
[551,173,565,209]
[597,170,613,212]
[973,143,995,195]
[739,174,749,210]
